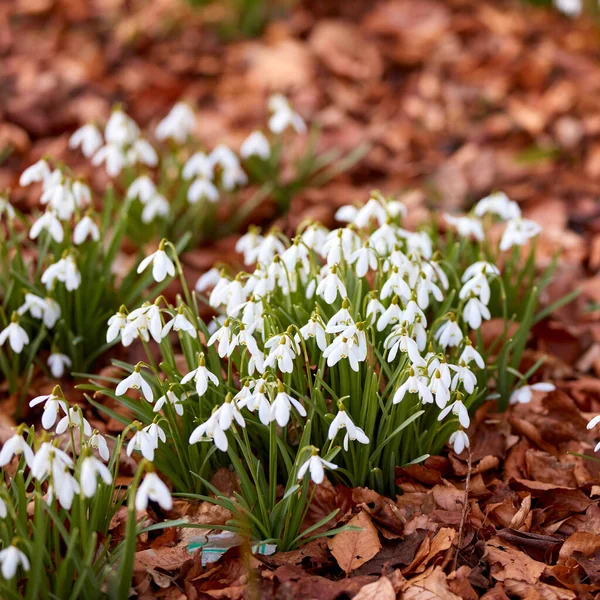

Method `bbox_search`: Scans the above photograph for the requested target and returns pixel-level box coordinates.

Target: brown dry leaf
[328,509,382,573]
[403,566,461,600]
[559,532,600,563]
[485,537,546,584]
[352,576,395,600]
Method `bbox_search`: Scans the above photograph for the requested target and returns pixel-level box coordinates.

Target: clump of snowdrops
[83,190,568,550]
[0,386,177,599]
[71,96,366,247]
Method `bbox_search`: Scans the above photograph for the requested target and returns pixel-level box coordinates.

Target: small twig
[453,447,472,572]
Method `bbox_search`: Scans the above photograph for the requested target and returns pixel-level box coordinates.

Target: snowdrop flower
[461,262,499,283]
[0,433,34,469]
[19,159,50,186]
[268,94,306,134]
[270,382,307,427]
[188,177,219,204]
[161,308,197,339]
[56,407,92,436]
[154,389,184,416]
[463,297,491,329]
[436,318,463,349]
[499,218,542,251]
[444,214,484,241]
[366,295,385,321]
[122,302,162,345]
[105,109,140,146]
[181,355,219,397]
[183,152,213,181]
[210,145,247,190]
[298,315,327,351]
[106,307,128,344]
[438,399,470,428]
[189,411,228,451]
[335,204,359,224]
[449,430,469,455]
[381,267,411,301]
[264,333,299,373]
[155,102,196,143]
[217,394,246,431]
[429,369,451,408]
[0,316,29,354]
[0,498,6,518]
[137,242,175,283]
[377,297,403,331]
[240,131,271,159]
[89,432,110,461]
[72,181,92,208]
[41,255,81,291]
[509,382,555,405]
[47,353,71,378]
[474,192,520,221]
[0,196,16,220]
[17,294,60,328]
[135,472,172,511]
[29,210,64,243]
[459,342,484,369]
[69,123,103,157]
[553,0,582,18]
[587,415,600,431]
[195,268,221,292]
[80,455,112,498]
[29,388,68,429]
[350,245,378,278]
[297,448,337,485]
[31,442,73,481]
[142,194,170,223]
[328,406,369,451]
[73,215,100,245]
[127,427,159,461]
[0,546,30,579]
[127,176,157,203]
[116,364,154,403]
[393,368,433,405]
[92,143,128,177]
[383,326,421,363]
[207,319,237,358]
[316,266,347,304]
[450,363,477,394]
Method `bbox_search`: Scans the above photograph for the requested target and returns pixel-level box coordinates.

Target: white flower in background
[207,320,237,358]
[444,214,484,241]
[17,294,61,328]
[188,177,219,203]
[181,356,219,397]
[127,138,158,167]
[80,455,112,498]
[19,159,50,186]
[350,245,379,278]
[459,343,485,369]
[0,498,6,518]
[135,472,173,512]
[316,266,347,304]
[127,427,159,461]
[105,109,140,146]
[328,407,369,451]
[268,94,306,134]
[155,102,196,143]
[463,296,491,329]
[459,272,491,305]
[217,396,246,431]
[499,218,542,251]
[40,180,76,221]
[41,255,81,291]
[297,449,337,485]
[127,175,157,203]
[438,399,470,428]
[384,326,421,363]
[56,407,92,436]
[29,390,68,430]
[195,268,221,292]
[73,215,100,245]
[298,316,327,351]
[0,317,29,354]
[183,152,213,181]
[29,210,64,243]
[161,309,197,339]
[270,384,307,427]
[137,244,175,283]
[47,353,72,378]
[474,192,520,221]
[154,390,185,416]
[588,415,600,431]
[0,433,35,469]
[72,181,92,208]
[92,143,128,177]
[240,131,271,160]
[509,382,555,405]
[89,432,110,461]
[69,124,103,157]
[189,411,228,451]
[142,194,169,223]
[0,196,16,220]
[0,546,30,579]
[553,0,582,17]
[264,334,299,373]
[449,430,469,454]
[106,308,128,344]
[116,365,154,403]
[450,363,477,394]
[210,144,247,190]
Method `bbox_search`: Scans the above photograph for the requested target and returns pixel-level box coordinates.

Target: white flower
[328,408,369,451]
[19,159,50,186]
[323,334,363,371]
[509,382,555,405]
[142,194,170,223]
[155,102,196,143]
[29,211,63,243]
[47,353,72,378]
[187,178,219,204]
[444,214,484,241]
[116,366,154,403]
[207,321,237,358]
[450,363,477,394]
[41,255,81,291]
[499,218,542,251]
[0,546,30,579]
[154,390,184,416]
[393,369,433,405]
[72,181,92,208]
[29,390,68,429]
[183,152,213,181]
[587,415,600,430]
[350,245,378,278]
[438,400,470,428]
[0,498,6,518]
[181,356,219,397]
[137,246,175,283]
[127,138,158,167]
[335,205,358,223]
[459,343,485,369]
[316,267,347,304]
[195,268,221,292]
[463,297,491,329]
[127,176,157,203]
[298,317,327,351]
[553,0,582,18]
[474,192,520,221]
[105,110,140,146]
[240,131,271,159]
[161,310,197,339]
[0,196,16,220]
[69,124,103,157]
[73,215,100,245]
[18,294,61,328]
[106,309,128,344]
[135,472,172,512]
[270,385,306,427]
[31,442,73,481]
[268,94,306,134]
[0,434,34,469]
[127,428,159,461]
[428,370,451,408]
[461,261,500,283]
[92,143,128,177]
[189,412,228,451]
[436,319,463,348]
[56,407,92,436]
[264,334,299,373]
[449,430,469,455]
[80,455,112,498]
[383,326,421,363]
[0,318,29,354]
[297,450,337,485]
[89,432,110,461]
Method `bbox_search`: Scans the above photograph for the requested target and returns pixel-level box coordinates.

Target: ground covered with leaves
[2,0,600,598]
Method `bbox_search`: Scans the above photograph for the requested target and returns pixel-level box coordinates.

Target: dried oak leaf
[403,566,461,600]
[352,576,396,600]
[328,509,382,573]
[484,537,546,584]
